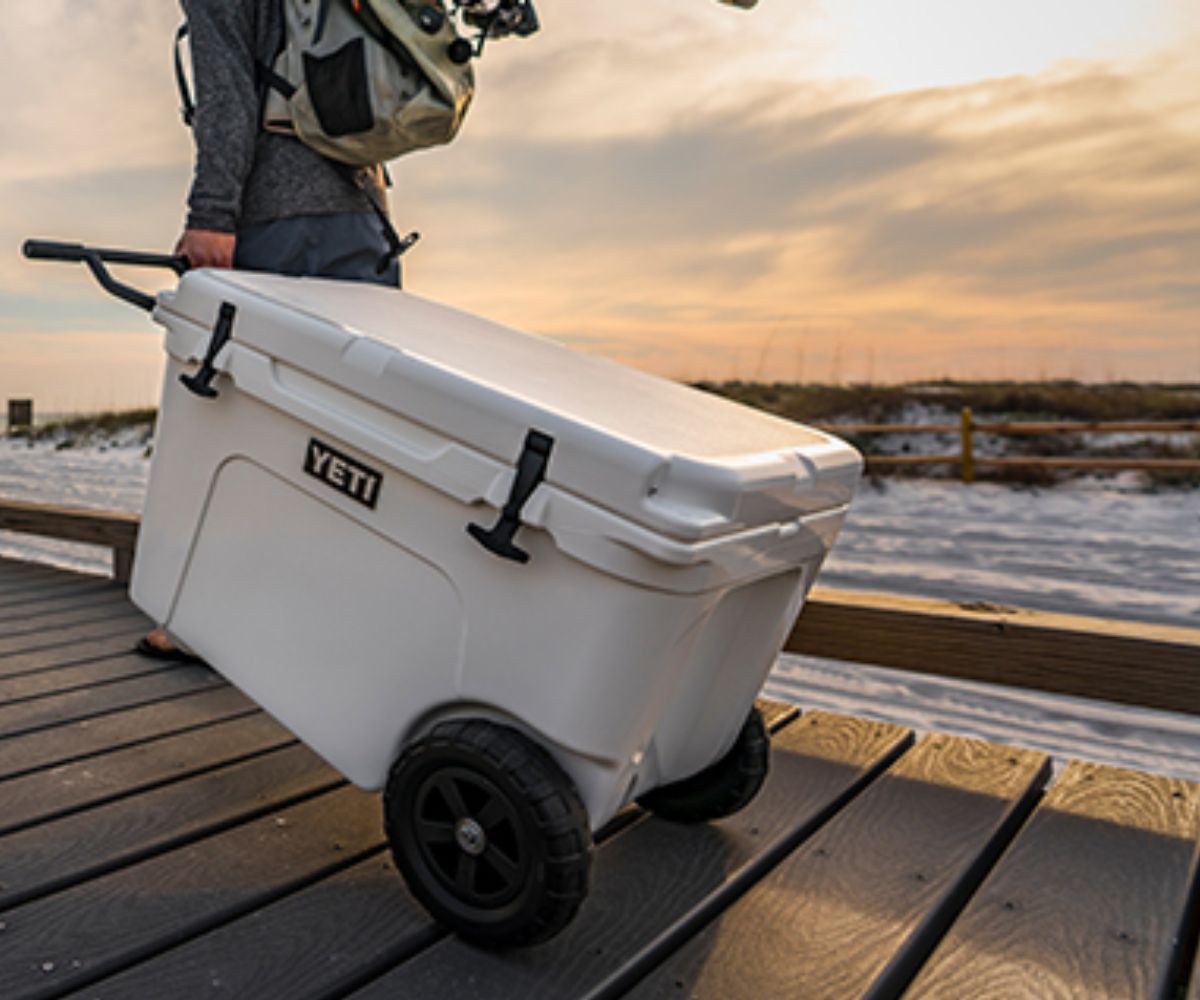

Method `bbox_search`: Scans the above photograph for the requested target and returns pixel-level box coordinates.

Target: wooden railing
[817,412,1200,483]
[2,500,1198,716]
[787,589,1200,717]
[0,499,139,583]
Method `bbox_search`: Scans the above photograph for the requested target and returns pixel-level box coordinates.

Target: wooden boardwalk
[2,554,1200,999]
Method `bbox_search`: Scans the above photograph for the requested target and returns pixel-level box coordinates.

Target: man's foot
[134,628,206,666]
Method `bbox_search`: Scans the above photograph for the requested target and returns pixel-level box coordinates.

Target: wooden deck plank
[0,684,252,781]
[627,735,1050,1000]
[0,573,123,612]
[0,585,129,624]
[0,652,183,703]
[0,784,383,1000]
[0,628,151,680]
[62,852,437,1000]
[0,609,150,658]
[0,603,137,647]
[0,557,90,591]
[350,712,914,1000]
[0,744,339,910]
[0,566,112,597]
[907,761,1200,999]
[0,663,224,740]
[66,702,800,1000]
[0,711,289,836]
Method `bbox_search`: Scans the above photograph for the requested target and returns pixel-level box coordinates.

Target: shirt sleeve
[181,0,260,233]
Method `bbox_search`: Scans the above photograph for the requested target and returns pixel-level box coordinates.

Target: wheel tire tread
[385,719,592,948]
[637,708,770,823]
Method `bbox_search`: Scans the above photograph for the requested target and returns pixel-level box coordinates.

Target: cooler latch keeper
[468,430,555,564]
[180,301,237,399]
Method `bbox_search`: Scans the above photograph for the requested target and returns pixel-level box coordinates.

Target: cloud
[1,0,1198,400]
[389,56,1198,384]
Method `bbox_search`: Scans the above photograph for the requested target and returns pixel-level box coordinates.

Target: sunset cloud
[2,0,1197,410]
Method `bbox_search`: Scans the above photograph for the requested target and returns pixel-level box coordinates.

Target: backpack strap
[334,163,419,274]
[174,22,196,127]
[257,61,298,100]
[176,18,296,132]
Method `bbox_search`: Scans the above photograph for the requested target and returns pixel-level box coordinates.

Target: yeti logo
[304,438,382,510]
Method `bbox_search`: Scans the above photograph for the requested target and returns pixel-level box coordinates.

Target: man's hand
[175,228,235,269]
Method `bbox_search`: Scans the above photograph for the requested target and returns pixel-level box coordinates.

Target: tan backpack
[262,0,475,166]
[176,1,541,167]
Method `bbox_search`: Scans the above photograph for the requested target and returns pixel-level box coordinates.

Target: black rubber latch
[467,430,555,564]
[180,301,236,399]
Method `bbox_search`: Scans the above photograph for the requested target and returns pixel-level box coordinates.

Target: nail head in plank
[907,760,1200,1000]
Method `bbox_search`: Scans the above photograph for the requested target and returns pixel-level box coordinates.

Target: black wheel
[384,719,592,947]
[638,707,769,823]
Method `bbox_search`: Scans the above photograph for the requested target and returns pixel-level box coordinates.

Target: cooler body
[132,271,861,829]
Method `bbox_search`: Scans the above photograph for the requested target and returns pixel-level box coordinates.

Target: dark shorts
[234,212,401,288]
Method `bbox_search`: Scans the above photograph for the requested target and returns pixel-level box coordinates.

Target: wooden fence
[817,411,1200,483]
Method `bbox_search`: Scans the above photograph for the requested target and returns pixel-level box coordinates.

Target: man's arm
[179,0,261,265]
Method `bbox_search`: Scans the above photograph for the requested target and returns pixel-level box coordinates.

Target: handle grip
[21,238,189,312]
[22,240,88,263]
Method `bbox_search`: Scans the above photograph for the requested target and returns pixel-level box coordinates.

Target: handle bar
[22,239,189,313]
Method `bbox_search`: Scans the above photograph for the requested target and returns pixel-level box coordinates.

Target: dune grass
[697,380,1200,424]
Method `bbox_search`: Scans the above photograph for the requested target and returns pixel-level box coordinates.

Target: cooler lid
[159,270,861,542]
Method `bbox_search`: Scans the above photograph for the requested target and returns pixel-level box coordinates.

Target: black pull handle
[180,302,237,399]
[23,239,189,313]
[22,240,88,263]
[468,430,554,564]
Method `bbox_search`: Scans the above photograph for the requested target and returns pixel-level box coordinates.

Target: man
[139,0,399,661]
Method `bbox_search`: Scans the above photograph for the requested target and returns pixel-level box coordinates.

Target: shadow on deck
[1,555,1199,1000]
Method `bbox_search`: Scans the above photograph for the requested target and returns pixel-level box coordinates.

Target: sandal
[134,636,208,666]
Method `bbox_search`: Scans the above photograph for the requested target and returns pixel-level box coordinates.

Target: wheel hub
[455,816,487,856]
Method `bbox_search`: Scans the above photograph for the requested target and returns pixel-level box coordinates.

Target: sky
[1,0,1198,413]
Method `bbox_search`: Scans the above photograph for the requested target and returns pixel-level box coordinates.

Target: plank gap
[0,681,231,745]
[0,663,185,710]
[19,842,386,1000]
[0,736,299,839]
[0,624,149,666]
[0,705,261,784]
[0,634,150,683]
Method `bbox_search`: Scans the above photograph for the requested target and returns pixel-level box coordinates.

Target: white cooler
[132,269,860,900]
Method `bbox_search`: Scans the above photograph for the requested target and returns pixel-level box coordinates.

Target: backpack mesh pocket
[304,38,374,137]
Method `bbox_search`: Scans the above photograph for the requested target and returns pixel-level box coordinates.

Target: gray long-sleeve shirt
[182,0,384,233]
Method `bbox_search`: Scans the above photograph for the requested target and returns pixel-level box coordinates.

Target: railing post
[7,399,33,436]
[113,545,135,585]
[960,407,975,484]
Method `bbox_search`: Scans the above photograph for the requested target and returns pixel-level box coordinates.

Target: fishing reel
[453,0,539,56]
